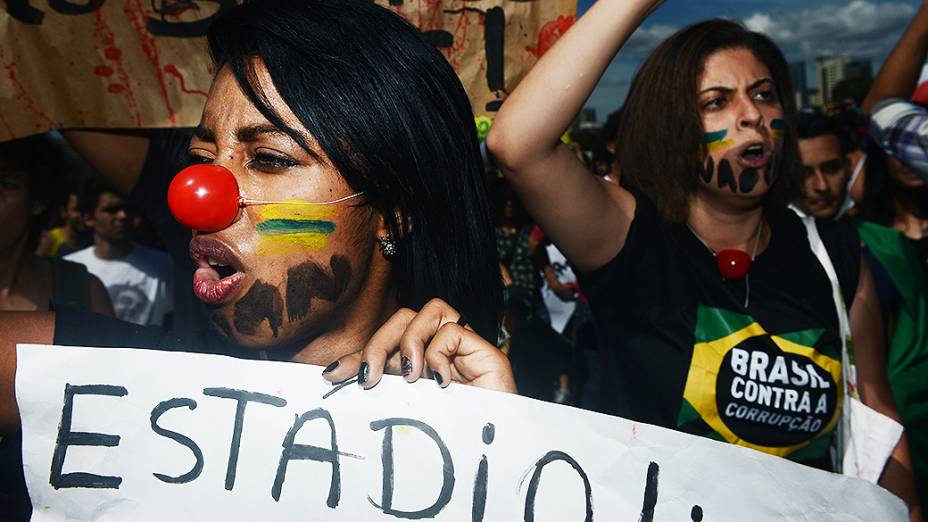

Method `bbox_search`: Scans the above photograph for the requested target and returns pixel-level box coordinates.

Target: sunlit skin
[697,48,783,207]
[187,63,396,364]
[797,135,851,218]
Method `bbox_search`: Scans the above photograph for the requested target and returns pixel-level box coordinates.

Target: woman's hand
[321,298,517,394]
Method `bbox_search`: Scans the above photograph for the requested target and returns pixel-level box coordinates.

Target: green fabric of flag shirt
[852,218,928,506]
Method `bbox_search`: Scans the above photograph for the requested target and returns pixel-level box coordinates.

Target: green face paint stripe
[771,119,785,130]
[255,219,336,235]
[704,129,728,143]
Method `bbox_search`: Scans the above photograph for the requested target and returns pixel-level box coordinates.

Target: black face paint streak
[285,255,352,323]
[523,451,593,522]
[639,461,660,522]
[700,156,714,184]
[234,281,283,337]
[473,423,495,522]
[50,384,127,489]
[212,315,235,340]
[150,398,204,484]
[202,387,286,491]
[369,418,455,519]
[739,168,759,193]
[691,505,704,521]
[717,159,737,193]
[272,409,341,506]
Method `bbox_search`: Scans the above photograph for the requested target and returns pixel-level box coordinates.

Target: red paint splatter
[0,113,16,141]
[124,0,176,125]
[525,15,575,59]
[0,47,58,130]
[94,8,142,126]
[164,64,208,97]
[107,84,126,93]
[93,65,115,77]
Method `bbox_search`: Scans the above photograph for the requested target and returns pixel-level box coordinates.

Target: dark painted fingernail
[432,369,444,386]
[322,360,339,374]
[401,356,413,377]
[357,361,369,386]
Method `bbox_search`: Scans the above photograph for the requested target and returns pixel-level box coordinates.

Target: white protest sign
[17,344,906,521]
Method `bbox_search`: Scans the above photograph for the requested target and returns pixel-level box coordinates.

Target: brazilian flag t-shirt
[580,194,860,470]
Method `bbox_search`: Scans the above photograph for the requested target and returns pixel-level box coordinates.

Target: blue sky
[576,0,922,121]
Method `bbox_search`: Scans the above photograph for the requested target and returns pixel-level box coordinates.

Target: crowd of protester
[2,0,928,519]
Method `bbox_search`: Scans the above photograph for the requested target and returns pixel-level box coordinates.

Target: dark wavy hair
[616,19,802,223]
[207,0,501,341]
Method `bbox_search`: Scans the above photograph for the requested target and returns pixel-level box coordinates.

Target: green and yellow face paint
[255,200,339,255]
[704,129,734,152]
[771,118,785,140]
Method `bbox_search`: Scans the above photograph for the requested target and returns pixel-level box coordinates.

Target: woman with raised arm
[487,0,920,517]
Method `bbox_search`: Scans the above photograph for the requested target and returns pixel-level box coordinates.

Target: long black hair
[207,0,501,341]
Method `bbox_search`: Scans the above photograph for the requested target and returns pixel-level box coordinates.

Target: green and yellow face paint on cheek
[771,118,785,140]
[704,129,734,152]
[255,200,338,255]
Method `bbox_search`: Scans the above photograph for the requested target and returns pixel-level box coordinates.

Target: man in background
[65,182,173,327]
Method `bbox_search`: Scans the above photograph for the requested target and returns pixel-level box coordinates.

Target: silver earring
[378,234,397,258]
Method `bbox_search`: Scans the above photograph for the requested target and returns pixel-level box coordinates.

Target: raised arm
[862,2,928,114]
[486,0,663,272]
[61,130,151,195]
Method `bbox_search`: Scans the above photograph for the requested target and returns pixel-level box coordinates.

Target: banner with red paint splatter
[0,0,575,142]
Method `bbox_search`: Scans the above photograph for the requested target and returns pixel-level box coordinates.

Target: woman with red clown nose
[487,0,920,518]
[0,0,515,455]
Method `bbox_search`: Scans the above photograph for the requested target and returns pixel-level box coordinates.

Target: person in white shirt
[65,183,173,326]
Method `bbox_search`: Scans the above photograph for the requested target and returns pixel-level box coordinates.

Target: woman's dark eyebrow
[192,125,215,142]
[237,124,287,142]
[748,78,775,90]
[699,79,774,96]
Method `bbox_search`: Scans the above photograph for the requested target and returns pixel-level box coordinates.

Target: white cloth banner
[16,344,906,521]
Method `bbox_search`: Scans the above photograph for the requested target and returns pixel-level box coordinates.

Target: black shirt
[580,194,859,467]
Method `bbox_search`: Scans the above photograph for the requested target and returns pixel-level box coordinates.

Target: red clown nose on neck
[716,249,751,279]
[167,165,242,232]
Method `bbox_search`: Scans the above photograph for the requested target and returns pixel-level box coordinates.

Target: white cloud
[743,0,914,60]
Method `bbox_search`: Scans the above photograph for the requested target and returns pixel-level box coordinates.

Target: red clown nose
[168,165,241,232]
[716,249,751,279]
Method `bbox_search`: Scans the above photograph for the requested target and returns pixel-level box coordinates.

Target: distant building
[816,57,872,105]
[789,61,809,109]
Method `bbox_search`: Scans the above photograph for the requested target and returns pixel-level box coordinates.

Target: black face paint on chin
[700,156,714,184]
[285,255,353,323]
[717,159,737,193]
[739,168,759,193]
[213,315,235,340]
[234,281,284,337]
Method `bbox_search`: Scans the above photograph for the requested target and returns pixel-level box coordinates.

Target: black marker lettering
[150,398,204,484]
[484,7,505,112]
[50,384,127,489]
[639,461,660,522]
[147,0,236,38]
[272,409,341,506]
[472,423,495,522]
[203,387,286,491]
[6,0,45,24]
[48,0,103,15]
[523,451,592,522]
[369,418,455,519]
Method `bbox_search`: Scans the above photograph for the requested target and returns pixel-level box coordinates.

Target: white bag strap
[800,216,854,390]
